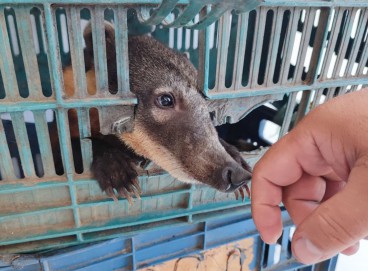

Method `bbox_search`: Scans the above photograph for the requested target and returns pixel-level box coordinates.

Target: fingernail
[293,237,322,264]
[260,234,280,245]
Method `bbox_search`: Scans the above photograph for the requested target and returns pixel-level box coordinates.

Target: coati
[62,22,252,202]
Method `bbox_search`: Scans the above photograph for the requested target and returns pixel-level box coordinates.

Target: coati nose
[222,162,252,192]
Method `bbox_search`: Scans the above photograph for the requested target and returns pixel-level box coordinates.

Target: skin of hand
[251,89,368,264]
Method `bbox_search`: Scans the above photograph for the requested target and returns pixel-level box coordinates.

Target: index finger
[251,127,332,243]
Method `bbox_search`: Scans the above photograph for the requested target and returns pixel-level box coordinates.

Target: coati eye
[156,94,175,108]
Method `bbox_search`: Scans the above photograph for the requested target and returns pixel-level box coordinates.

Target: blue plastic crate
[0,1,366,267]
[0,209,338,271]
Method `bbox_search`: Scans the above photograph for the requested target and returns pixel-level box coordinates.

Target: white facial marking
[122,123,197,183]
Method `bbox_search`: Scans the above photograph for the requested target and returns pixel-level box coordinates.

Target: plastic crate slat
[265,8,285,87]
[356,17,368,75]
[0,204,72,220]
[0,120,16,180]
[55,110,74,175]
[186,184,194,217]
[0,101,56,113]
[356,47,368,76]
[0,181,67,194]
[33,110,56,176]
[66,6,87,98]
[54,109,82,237]
[0,98,136,113]
[0,229,80,247]
[136,233,203,264]
[280,7,301,84]
[136,231,203,255]
[206,74,368,98]
[279,91,297,137]
[11,112,36,177]
[197,8,210,96]
[266,243,277,267]
[43,238,132,271]
[203,209,251,230]
[0,201,246,246]
[250,7,267,88]
[91,6,108,95]
[324,87,337,101]
[332,8,358,78]
[232,12,248,90]
[294,8,316,83]
[15,7,43,100]
[205,219,258,248]
[134,222,202,250]
[44,4,64,101]
[261,0,368,8]
[76,187,190,208]
[263,258,305,271]
[310,88,324,109]
[345,9,368,76]
[278,227,291,262]
[114,6,130,94]
[294,90,312,123]
[320,8,346,80]
[214,10,231,91]
[307,8,333,83]
[72,254,132,271]
[0,10,19,101]
[77,108,92,173]
[332,86,344,98]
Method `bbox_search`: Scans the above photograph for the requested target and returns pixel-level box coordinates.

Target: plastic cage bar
[0,0,366,264]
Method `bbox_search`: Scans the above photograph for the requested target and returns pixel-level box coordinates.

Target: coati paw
[91,136,142,204]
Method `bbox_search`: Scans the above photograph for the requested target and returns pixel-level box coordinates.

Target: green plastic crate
[0,0,367,253]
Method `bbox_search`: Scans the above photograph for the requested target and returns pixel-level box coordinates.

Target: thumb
[291,163,368,264]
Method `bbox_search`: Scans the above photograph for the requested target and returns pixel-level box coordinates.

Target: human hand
[252,89,368,264]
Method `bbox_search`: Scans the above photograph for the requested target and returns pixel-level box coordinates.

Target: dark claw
[234,190,239,200]
[106,187,118,202]
[239,186,245,202]
[234,185,251,201]
[131,177,142,194]
[245,184,251,199]
[130,181,141,200]
[118,188,133,205]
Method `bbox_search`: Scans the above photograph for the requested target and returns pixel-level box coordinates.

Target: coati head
[83,22,252,193]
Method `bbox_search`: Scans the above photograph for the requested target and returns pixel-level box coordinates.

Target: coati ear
[83,21,116,71]
[83,23,94,71]
[83,21,118,92]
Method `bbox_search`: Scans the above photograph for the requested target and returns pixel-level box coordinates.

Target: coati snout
[64,22,252,200]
